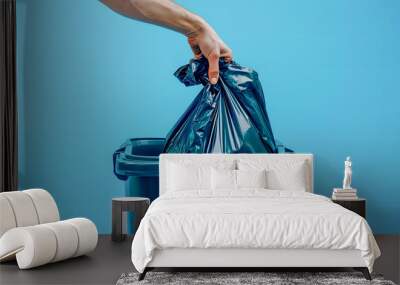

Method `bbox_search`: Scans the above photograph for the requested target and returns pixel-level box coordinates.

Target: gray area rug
[116,272,396,285]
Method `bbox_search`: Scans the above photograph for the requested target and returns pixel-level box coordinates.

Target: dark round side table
[112,197,150,242]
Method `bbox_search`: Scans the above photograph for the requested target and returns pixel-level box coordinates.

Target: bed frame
[139,154,371,280]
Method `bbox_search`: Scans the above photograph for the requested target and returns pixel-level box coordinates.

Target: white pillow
[237,169,267,189]
[167,162,210,191]
[211,168,236,190]
[167,160,236,192]
[211,168,267,190]
[238,159,308,191]
[266,164,307,191]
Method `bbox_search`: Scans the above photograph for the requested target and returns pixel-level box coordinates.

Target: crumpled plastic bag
[164,57,290,153]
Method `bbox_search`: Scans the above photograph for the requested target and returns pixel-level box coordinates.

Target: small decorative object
[332,157,358,200]
[342,156,352,189]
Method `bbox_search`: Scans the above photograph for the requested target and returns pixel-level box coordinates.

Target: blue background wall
[16,0,400,233]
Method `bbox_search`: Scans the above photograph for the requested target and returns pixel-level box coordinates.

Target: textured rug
[116,271,396,285]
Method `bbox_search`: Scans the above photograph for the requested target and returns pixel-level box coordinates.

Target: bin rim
[113,137,165,180]
[121,137,165,160]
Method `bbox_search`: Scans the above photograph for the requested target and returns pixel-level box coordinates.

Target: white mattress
[131,190,380,273]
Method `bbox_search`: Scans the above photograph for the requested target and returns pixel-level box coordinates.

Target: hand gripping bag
[164,57,289,153]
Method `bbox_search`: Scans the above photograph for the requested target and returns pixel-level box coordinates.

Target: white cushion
[160,154,313,195]
[237,169,267,189]
[0,189,97,269]
[238,159,308,191]
[166,160,236,192]
[167,163,210,191]
[0,191,39,227]
[0,196,17,237]
[24,189,60,224]
[42,221,79,262]
[65,218,98,257]
[0,226,57,269]
[0,189,59,236]
[211,168,236,190]
[0,218,97,269]
[211,169,267,190]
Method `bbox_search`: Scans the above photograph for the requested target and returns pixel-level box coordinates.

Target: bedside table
[332,198,366,218]
[112,197,150,242]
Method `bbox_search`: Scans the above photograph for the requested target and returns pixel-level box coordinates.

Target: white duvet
[131,190,380,272]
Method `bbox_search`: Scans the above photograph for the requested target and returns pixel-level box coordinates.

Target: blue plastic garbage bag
[164,57,287,153]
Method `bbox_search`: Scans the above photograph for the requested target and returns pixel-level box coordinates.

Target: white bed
[131,154,380,280]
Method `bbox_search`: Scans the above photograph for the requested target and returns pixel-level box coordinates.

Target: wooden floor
[0,235,399,285]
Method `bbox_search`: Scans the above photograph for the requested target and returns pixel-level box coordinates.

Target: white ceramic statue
[342,156,352,189]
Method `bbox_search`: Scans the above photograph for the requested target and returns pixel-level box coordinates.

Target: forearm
[101,0,233,84]
[101,0,206,36]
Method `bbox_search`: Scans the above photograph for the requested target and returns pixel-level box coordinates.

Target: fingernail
[211,78,218,84]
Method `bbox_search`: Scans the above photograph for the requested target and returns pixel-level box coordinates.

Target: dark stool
[112,197,150,242]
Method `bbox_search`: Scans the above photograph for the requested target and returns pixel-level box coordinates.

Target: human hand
[187,23,232,84]
[101,0,232,84]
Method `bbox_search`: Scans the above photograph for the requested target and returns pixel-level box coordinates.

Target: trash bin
[114,138,165,200]
[113,138,165,233]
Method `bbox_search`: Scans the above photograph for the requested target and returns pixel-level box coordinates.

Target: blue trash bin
[113,138,165,232]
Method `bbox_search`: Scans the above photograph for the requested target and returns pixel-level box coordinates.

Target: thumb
[207,50,220,84]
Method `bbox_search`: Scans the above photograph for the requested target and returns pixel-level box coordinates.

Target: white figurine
[342,156,352,189]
